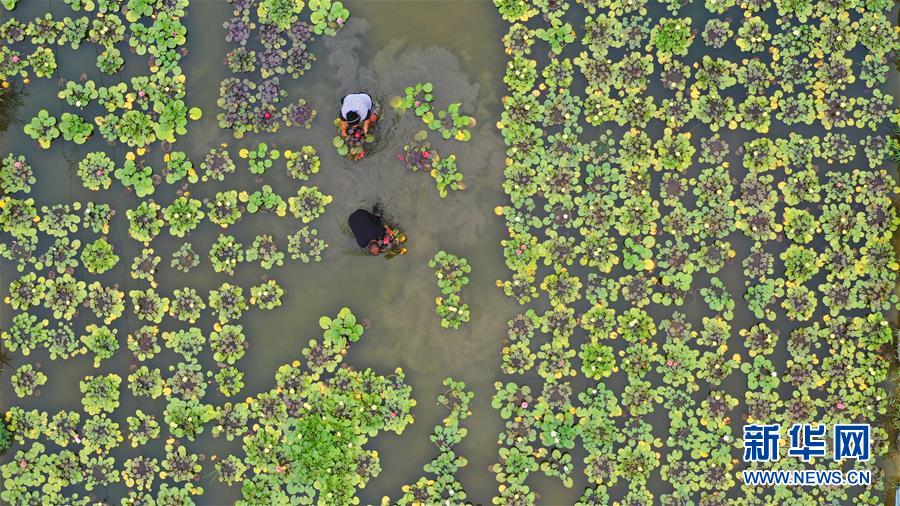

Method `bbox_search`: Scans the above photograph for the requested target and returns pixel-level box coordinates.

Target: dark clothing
[349,209,385,247]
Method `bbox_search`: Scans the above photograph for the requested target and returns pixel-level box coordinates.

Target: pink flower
[13,161,22,169]
[18,460,27,468]
[414,101,421,107]
[389,411,397,418]
[836,402,845,410]
[422,151,430,158]
[336,18,344,26]
[520,401,528,408]
[11,56,19,63]
[263,112,271,119]
[138,90,146,97]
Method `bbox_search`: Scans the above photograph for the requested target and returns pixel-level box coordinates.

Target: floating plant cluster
[224,307,417,503]
[70,138,331,265]
[396,378,473,504]
[0,305,419,504]
[398,130,466,198]
[394,81,476,142]
[391,83,476,196]
[0,2,353,502]
[217,0,349,137]
[1,0,196,153]
[0,184,294,328]
[491,0,897,503]
[0,0,468,504]
[429,250,472,329]
[332,115,376,161]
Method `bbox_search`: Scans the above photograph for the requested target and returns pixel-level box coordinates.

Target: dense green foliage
[429,250,472,329]
[216,0,342,137]
[490,0,898,503]
[0,0,344,503]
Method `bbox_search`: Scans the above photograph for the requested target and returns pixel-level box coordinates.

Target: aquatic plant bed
[397,377,474,503]
[0,0,393,503]
[392,83,475,197]
[393,82,476,142]
[491,0,897,503]
[398,130,466,197]
[0,0,897,503]
[429,250,472,329]
[0,162,340,500]
[2,0,193,152]
[217,0,348,137]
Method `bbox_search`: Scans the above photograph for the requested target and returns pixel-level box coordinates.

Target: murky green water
[1,0,518,503]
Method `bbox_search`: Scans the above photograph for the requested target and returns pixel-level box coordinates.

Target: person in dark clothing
[348,208,396,256]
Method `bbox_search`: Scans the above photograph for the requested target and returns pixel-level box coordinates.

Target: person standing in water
[339,92,378,137]
[348,208,405,256]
